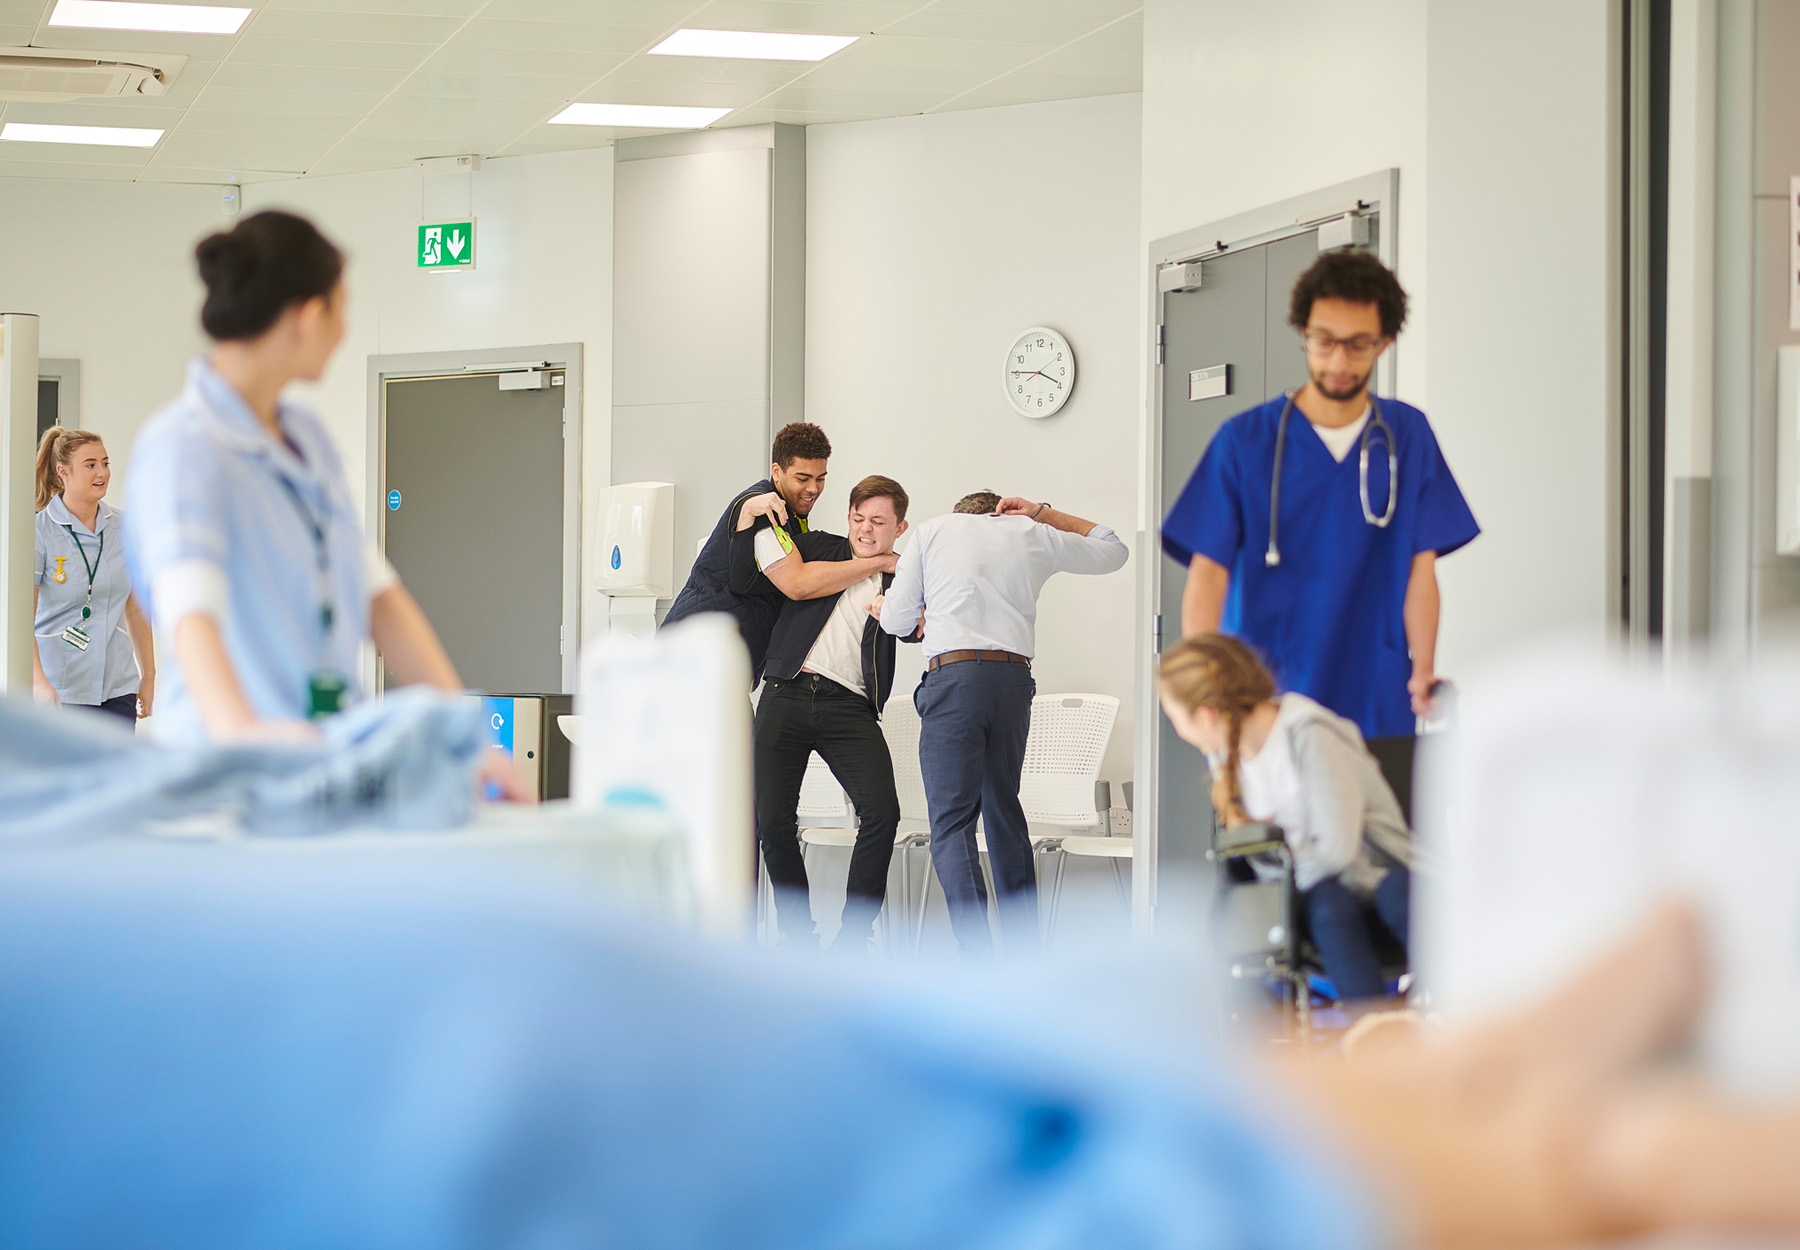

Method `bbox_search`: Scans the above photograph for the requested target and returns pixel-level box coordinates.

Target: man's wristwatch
[1032,502,1049,520]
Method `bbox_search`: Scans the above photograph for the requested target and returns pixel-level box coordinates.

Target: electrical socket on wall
[1107,806,1132,836]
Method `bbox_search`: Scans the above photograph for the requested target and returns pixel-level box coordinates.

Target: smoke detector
[0,47,187,103]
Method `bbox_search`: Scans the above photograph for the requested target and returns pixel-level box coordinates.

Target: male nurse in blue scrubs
[1162,250,1478,818]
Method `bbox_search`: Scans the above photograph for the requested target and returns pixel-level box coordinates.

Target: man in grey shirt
[878,491,1128,958]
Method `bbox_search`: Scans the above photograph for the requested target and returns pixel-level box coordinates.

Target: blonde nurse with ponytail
[32,428,156,722]
[1158,634,1413,1002]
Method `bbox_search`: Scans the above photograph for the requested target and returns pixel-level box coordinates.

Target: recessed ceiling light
[0,121,163,147]
[548,103,732,129]
[48,0,250,35]
[648,29,859,61]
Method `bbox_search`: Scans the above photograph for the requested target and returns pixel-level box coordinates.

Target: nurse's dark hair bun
[195,210,344,342]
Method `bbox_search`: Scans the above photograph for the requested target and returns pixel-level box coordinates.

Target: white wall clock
[1003,325,1076,419]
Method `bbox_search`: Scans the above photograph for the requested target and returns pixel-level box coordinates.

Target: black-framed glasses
[1301,330,1383,361]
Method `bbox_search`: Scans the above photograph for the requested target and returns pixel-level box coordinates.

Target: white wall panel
[806,93,1142,785]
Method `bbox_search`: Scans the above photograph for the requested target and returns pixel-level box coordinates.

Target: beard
[1311,365,1372,403]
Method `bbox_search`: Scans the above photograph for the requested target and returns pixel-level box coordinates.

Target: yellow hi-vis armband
[773,526,795,556]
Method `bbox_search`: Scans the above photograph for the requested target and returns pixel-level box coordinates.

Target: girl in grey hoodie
[1159,634,1412,1001]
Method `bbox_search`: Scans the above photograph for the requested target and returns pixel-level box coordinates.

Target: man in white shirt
[879,492,1128,958]
[751,476,917,951]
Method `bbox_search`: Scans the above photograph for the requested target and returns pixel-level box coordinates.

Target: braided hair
[1158,634,1276,826]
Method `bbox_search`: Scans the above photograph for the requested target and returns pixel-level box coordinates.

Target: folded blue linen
[0,689,486,837]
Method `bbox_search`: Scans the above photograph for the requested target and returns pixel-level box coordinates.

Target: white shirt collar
[43,493,115,536]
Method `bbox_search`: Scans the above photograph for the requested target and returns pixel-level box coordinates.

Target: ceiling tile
[245,9,467,44]
[135,162,301,184]
[602,50,810,89]
[263,0,487,14]
[959,69,1138,100]
[477,0,698,23]
[205,61,409,93]
[685,0,899,35]
[1023,39,1139,79]
[0,22,36,46]
[0,99,188,127]
[716,106,884,127]
[418,45,628,79]
[366,95,549,128]
[930,0,1139,13]
[572,78,767,109]
[152,130,336,171]
[816,34,1042,72]
[0,138,155,166]
[339,113,540,144]
[23,27,242,54]
[876,9,1110,43]
[228,36,434,69]
[757,84,942,114]
[180,108,348,135]
[792,59,994,95]
[0,0,42,26]
[303,149,418,175]
[489,141,617,163]
[0,158,144,180]
[443,20,663,56]
[392,70,594,102]
[191,85,386,115]
[1080,11,1140,49]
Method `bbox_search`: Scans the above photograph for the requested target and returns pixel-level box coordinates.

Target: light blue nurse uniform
[126,358,373,745]
[34,497,139,707]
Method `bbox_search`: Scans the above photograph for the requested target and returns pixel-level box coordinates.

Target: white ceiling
[0,0,1141,184]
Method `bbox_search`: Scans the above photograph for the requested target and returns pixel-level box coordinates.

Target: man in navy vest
[662,423,894,683]
[743,475,919,951]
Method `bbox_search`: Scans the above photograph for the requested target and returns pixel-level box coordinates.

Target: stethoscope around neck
[1264,390,1398,569]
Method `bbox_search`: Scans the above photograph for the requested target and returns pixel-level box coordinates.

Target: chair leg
[1111,855,1130,915]
[1045,848,1069,944]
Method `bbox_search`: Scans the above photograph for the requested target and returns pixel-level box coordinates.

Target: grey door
[1155,227,1326,870]
[382,372,565,694]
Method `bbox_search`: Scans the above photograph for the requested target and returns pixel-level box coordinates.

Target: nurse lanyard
[273,474,347,719]
[57,524,102,651]
[1264,391,1398,569]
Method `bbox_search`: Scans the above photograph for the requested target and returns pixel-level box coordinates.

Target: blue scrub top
[1162,394,1479,740]
[127,358,372,744]
[34,497,139,706]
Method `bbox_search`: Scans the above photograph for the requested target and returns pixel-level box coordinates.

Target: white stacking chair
[1021,694,1127,941]
[905,693,1122,947]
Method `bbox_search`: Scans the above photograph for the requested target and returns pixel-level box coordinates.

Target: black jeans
[754,674,900,943]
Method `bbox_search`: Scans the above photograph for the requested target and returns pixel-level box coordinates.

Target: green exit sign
[418,219,475,270]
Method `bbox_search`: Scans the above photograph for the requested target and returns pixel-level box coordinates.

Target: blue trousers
[1303,867,1410,1000]
[914,660,1036,958]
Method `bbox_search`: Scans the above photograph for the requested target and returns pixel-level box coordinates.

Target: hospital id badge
[306,671,347,720]
[60,624,91,651]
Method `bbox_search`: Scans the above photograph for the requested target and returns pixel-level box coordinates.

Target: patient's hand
[477,746,536,804]
[1279,902,1800,1246]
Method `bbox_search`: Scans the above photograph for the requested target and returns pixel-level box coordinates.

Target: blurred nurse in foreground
[127,211,523,793]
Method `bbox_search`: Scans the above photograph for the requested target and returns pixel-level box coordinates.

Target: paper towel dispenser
[594,481,674,597]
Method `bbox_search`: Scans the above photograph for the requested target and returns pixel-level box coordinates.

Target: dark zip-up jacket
[662,479,806,681]
[759,531,916,715]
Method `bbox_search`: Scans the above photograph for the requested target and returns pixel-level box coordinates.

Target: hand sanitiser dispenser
[594,482,674,640]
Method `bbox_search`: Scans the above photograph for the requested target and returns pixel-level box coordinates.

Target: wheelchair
[1207,821,1409,1044]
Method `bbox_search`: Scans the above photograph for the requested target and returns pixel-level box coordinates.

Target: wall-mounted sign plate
[1189,363,1230,402]
[419,219,475,270]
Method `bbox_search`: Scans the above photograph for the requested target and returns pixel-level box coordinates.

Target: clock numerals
[1003,327,1074,418]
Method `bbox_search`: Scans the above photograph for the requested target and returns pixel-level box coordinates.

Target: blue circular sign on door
[387,489,402,511]
[611,545,622,570]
